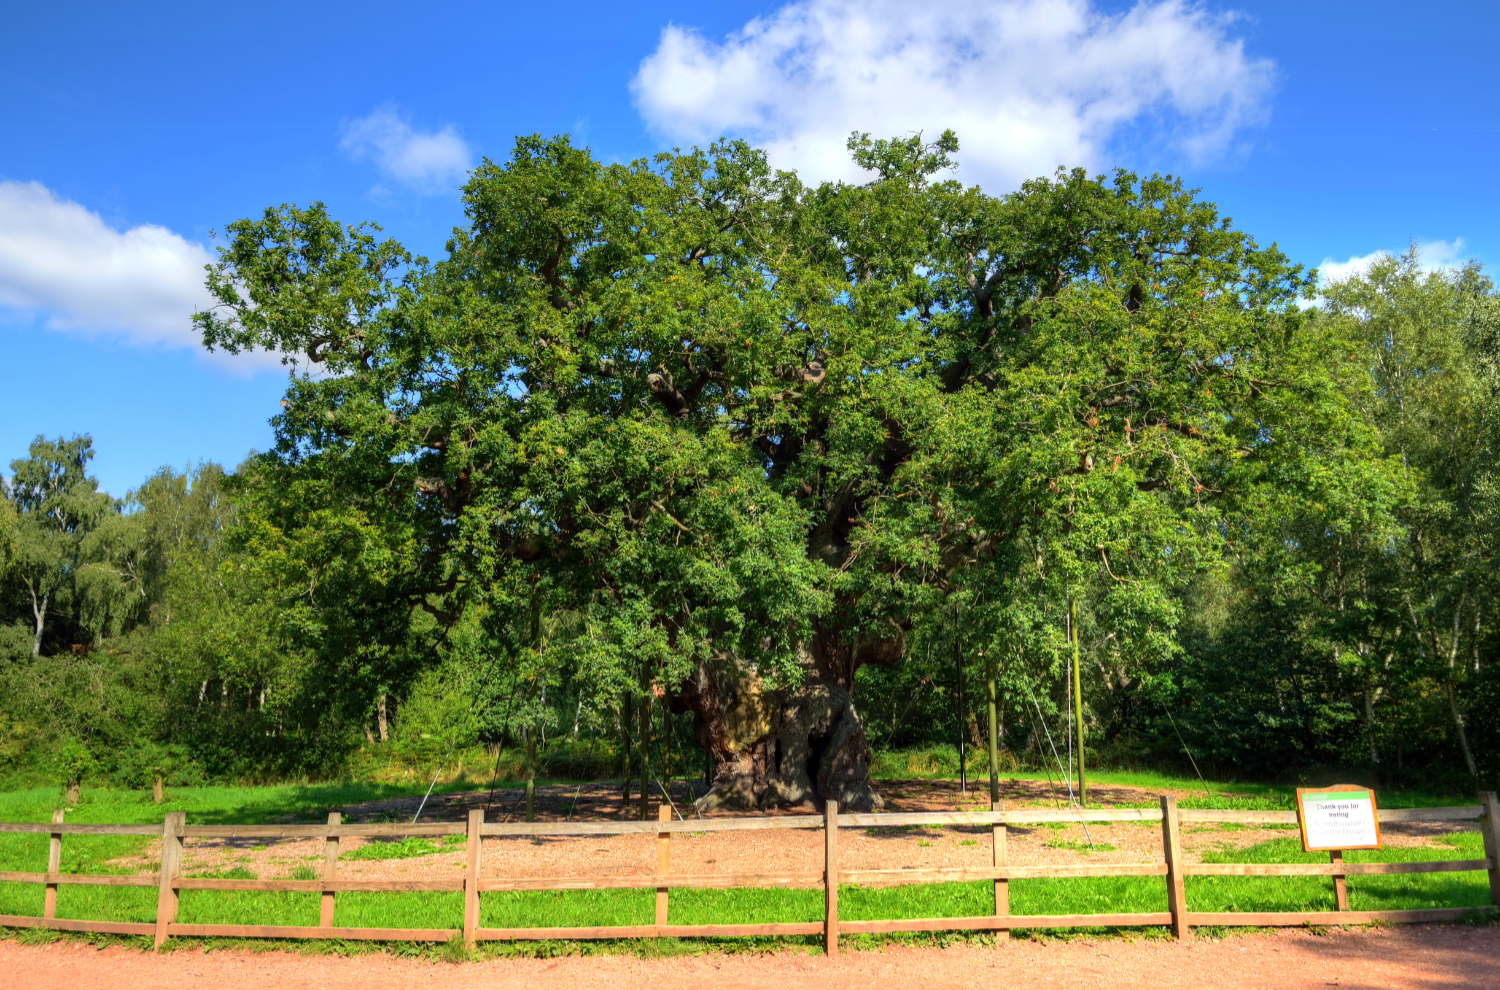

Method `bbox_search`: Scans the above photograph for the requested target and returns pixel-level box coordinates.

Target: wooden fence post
[656,804,671,928]
[1330,849,1348,911]
[1159,796,1188,940]
[44,808,64,920]
[153,811,185,949]
[1480,791,1500,909]
[319,812,340,928]
[825,798,839,957]
[464,808,484,948]
[993,808,1009,940]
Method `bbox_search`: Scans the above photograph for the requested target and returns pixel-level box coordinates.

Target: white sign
[1297,787,1381,851]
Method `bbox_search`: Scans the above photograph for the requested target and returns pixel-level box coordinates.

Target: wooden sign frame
[1295,784,1381,852]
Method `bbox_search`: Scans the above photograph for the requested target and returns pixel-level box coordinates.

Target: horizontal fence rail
[0,823,164,835]
[0,792,1495,954]
[0,872,159,887]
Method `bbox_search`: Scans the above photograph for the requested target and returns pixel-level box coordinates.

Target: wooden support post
[44,808,64,919]
[620,692,633,804]
[1479,791,1500,908]
[656,804,671,927]
[1071,595,1086,806]
[319,812,340,928]
[638,668,652,822]
[825,799,839,957]
[1160,796,1188,940]
[1330,849,1348,912]
[993,807,1009,940]
[153,811,186,949]
[986,660,1000,808]
[464,808,484,948]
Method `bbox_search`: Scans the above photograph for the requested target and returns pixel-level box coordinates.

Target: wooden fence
[2,792,1497,955]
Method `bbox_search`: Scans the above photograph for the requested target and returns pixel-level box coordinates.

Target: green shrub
[53,741,96,799]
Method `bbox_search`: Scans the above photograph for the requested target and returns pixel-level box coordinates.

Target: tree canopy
[183,131,1370,808]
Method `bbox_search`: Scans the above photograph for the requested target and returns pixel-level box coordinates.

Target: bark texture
[676,622,904,812]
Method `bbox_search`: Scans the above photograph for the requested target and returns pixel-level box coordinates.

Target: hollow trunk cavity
[676,621,903,813]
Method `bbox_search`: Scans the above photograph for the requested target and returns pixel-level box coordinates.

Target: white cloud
[0,180,270,369]
[340,105,473,194]
[631,0,1273,190]
[1317,239,1468,287]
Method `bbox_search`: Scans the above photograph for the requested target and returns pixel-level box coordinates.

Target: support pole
[955,622,966,796]
[1331,849,1348,911]
[656,803,671,927]
[524,724,537,823]
[1160,795,1188,940]
[993,803,1009,940]
[621,692,633,803]
[1071,596,1086,806]
[824,799,839,957]
[154,811,185,949]
[638,675,652,822]
[1481,791,1500,909]
[662,704,672,796]
[987,659,1000,807]
[44,808,63,919]
[464,808,483,948]
[319,812,340,927]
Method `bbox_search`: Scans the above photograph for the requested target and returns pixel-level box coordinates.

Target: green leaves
[52,739,96,789]
[196,203,416,372]
[198,131,1394,783]
[4,435,119,655]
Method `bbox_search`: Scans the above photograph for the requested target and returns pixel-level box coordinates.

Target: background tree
[1158,248,1500,787]
[1321,253,1496,777]
[5,436,116,656]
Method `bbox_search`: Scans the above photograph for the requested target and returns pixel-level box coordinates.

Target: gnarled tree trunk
[676,621,904,812]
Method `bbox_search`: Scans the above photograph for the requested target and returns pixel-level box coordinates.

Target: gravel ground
[5,924,1498,989]
[104,778,1469,885]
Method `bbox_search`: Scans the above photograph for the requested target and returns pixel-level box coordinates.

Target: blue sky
[3,0,1498,497]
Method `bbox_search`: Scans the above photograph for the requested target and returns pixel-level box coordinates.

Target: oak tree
[198,133,1340,809]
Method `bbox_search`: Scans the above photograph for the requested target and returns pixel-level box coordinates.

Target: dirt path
[5,925,1498,989]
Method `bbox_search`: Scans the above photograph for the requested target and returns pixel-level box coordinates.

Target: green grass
[1189,832,1494,913]
[1,883,159,925]
[341,836,443,861]
[1043,839,1117,853]
[0,778,509,827]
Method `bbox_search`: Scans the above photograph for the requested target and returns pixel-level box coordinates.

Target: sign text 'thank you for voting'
[1296,785,1382,852]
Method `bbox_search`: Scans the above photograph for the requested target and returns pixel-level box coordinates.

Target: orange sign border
[1296,784,1382,852]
